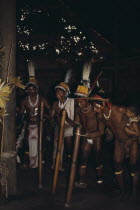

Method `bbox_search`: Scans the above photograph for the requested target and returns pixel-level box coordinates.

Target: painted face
[75,98,88,109]
[56,88,66,102]
[92,102,103,113]
[126,108,134,118]
[27,85,37,96]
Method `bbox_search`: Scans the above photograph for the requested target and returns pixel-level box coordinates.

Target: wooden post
[113,15,119,91]
[52,109,66,194]
[38,99,44,189]
[0,0,17,196]
[65,127,81,207]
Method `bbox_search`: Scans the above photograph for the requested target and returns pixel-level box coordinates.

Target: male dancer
[90,94,140,199]
[51,81,75,170]
[74,86,105,188]
[19,81,50,168]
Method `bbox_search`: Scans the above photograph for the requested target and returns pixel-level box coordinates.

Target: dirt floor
[0,141,140,210]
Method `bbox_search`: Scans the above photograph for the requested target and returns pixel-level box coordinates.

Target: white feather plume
[64,69,72,83]
[97,80,100,87]
[28,60,35,77]
[81,61,92,88]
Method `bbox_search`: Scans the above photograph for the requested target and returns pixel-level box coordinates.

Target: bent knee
[130,164,138,173]
[114,161,123,172]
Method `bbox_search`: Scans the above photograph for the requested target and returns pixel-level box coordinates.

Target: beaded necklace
[81,105,92,113]
[28,94,39,107]
[103,109,112,120]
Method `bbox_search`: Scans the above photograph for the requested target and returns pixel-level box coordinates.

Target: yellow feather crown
[55,82,69,92]
[75,85,89,97]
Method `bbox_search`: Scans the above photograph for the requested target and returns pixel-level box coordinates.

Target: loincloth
[28,124,38,168]
[86,139,94,144]
[64,126,73,137]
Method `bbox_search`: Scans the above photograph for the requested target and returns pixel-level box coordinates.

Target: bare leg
[130,140,139,200]
[114,140,125,198]
[75,139,92,188]
[64,136,73,163]
[94,137,103,184]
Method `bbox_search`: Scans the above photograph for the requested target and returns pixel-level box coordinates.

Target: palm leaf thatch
[0,79,11,108]
[0,46,5,57]
[0,108,7,117]
[0,108,8,122]
[7,75,25,89]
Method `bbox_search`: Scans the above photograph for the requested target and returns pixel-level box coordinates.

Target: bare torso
[22,96,40,124]
[102,105,129,142]
[20,95,50,125]
[76,106,98,134]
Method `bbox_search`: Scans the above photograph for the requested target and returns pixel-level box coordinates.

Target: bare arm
[66,114,81,128]
[74,108,80,124]
[43,98,50,110]
[65,106,81,128]
[49,102,62,126]
[42,98,51,120]
[19,99,26,117]
[50,109,55,119]
[50,101,58,119]
[17,99,26,124]
[124,122,140,137]
[86,113,105,138]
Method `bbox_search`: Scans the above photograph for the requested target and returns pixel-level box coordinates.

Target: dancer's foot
[74,181,87,189]
[97,176,103,184]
